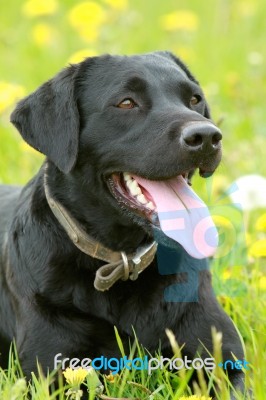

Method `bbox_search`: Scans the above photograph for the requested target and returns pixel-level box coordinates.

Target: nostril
[212,132,222,146]
[184,133,203,147]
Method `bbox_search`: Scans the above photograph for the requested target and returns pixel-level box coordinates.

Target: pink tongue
[132,175,218,259]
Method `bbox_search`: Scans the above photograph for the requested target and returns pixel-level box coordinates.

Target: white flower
[227,174,266,211]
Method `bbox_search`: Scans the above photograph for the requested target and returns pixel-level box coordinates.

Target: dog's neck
[43,163,157,291]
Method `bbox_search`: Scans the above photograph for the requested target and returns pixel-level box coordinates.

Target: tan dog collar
[44,171,157,291]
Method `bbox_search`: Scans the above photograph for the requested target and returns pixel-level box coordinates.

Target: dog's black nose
[181,122,222,151]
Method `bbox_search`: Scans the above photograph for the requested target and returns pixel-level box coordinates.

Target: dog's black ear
[10,65,80,173]
[158,51,200,84]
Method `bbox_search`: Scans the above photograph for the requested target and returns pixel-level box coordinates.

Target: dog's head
[11,52,222,255]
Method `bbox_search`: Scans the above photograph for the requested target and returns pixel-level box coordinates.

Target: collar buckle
[129,241,157,281]
[132,241,157,265]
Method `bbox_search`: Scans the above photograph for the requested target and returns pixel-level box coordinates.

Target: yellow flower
[160,10,199,32]
[105,372,115,383]
[255,213,266,232]
[222,266,243,280]
[68,1,105,27]
[68,2,106,42]
[0,81,25,114]
[105,372,119,383]
[249,239,266,258]
[32,23,54,46]
[222,269,231,280]
[103,0,128,10]
[259,276,266,290]
[68,48,98,64]
[22,0,58,17]
[63,367,88,387]
[179,396,212,400]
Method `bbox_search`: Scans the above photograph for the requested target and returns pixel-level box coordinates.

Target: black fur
[0,52,244,397]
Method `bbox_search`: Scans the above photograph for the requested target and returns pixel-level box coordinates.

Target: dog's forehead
[137,53,188,77]
[102,53,189,80]
[80,53,193,97]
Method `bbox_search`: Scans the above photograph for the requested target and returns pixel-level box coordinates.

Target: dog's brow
[124,76,147,93]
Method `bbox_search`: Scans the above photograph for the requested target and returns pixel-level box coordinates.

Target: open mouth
[107,170,219,259]
[107,171,194,221]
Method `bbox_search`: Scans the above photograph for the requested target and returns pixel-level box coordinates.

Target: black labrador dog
[0,52,244,396]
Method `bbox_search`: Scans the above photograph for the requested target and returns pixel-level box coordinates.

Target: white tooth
[123,173,131,181]
[146,201,155,210]
[126,180,133,189]
[137,194,148,204]
[130,179,138,188]
[128,180,141,196]
[130,179,141,193]
[130,185,141,196]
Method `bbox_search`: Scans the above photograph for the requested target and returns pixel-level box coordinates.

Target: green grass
[0,0,266,399]
[0,330,258,400]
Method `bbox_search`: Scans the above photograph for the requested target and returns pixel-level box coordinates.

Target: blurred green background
[0,0,266,185]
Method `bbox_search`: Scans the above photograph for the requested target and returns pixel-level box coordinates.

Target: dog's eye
[190,95,201,106]
[117,98,137,109]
